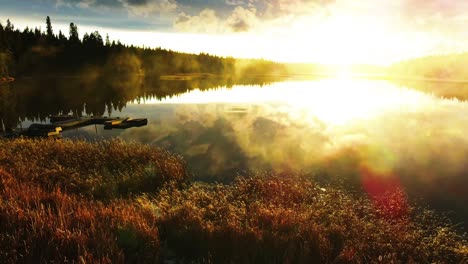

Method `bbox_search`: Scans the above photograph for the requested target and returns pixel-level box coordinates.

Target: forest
[390,52,468,80]
[0,16,287,79]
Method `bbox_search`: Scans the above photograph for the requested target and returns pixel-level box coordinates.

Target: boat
[23,124,62,137]
[104,118,148,130]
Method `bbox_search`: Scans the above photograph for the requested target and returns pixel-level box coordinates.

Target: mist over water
[117,79,468,227]
[3,77,468,227]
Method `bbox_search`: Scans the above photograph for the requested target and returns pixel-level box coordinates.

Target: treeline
[0,17,287,78]
[390,53,468,80]
[388,53,468,100]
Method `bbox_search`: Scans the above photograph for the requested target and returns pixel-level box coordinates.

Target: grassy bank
[0,139,466,263]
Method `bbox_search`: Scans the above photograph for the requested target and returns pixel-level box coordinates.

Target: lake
[1,76,467,227]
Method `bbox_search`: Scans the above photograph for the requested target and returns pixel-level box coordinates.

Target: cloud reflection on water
[71,79,468,225]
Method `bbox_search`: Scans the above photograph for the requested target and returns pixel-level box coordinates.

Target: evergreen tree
[46,16,53,37]
[93,31,103,46]
[105,34,110,46]
[58,30,67,43]
[6,19,13,31]
[69,23,79,42]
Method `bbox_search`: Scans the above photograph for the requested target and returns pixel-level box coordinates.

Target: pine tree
[6,19,13,31]
[105,34,111,46]
[69,23,79,43]
[46,16,53,37]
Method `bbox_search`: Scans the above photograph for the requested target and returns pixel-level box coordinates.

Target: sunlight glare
[146,79,433,125]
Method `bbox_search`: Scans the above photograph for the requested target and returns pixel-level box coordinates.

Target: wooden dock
[1,116,148,138]
[104,118,148,130]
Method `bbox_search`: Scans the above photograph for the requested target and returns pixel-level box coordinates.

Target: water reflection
[2,76,468,228]
[0,75,281,131]
[156,79,437,125]
[118,79,466,227]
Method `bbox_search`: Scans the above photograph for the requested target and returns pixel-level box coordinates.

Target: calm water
[1,76,467,226]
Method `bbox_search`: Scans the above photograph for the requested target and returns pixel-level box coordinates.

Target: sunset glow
[1,0,467,65]
[150,79,433,125]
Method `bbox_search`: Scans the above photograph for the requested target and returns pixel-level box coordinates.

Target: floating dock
[2,116,148,138]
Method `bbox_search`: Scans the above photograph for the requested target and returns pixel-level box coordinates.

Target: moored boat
[23,124,62,138]
[104,118,148,130]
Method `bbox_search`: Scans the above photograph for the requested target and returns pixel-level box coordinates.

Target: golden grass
[0,138,466,263]
[145,174,468,263]
[0,138,187,263]
[0,169,160,263]
[0,138,188,199]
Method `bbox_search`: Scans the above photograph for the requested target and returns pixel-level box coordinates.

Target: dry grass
[0,138,466,263]
[0,138,188,199]
[0,138,187,263]
[0,169,160,263]
[146,174,468,263]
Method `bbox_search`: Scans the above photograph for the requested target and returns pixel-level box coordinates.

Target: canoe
[104,118,148,130]
[24,124,62,137]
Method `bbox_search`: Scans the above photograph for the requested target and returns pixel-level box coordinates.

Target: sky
[0,0,467,65]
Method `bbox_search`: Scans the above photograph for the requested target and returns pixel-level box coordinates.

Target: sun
[261,12,402,65]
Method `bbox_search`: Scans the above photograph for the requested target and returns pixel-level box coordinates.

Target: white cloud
[226,0,245,6]
[120,0,178,16]
[226,7,258,32]
[174,9,220,33]
[174,7,259,33]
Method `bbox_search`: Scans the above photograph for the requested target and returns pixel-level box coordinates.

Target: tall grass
[0,169,160,263]
[145,174,468,263]
[0,138,188,199]
[0,138,466,263]
[0,138,187,263]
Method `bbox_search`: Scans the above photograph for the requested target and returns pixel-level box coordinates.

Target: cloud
[121,0,177,16]
[400,0,468,18]
[55,0,123,8]
[54,0,334,33]
[174,6,259,33]
[55,0,177,16]
[52,0,468,40]
[174,9,220,33]
[226,0,246,6]
[383,0,464,31]
[259,0,334,17]
[227,6,258,32]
